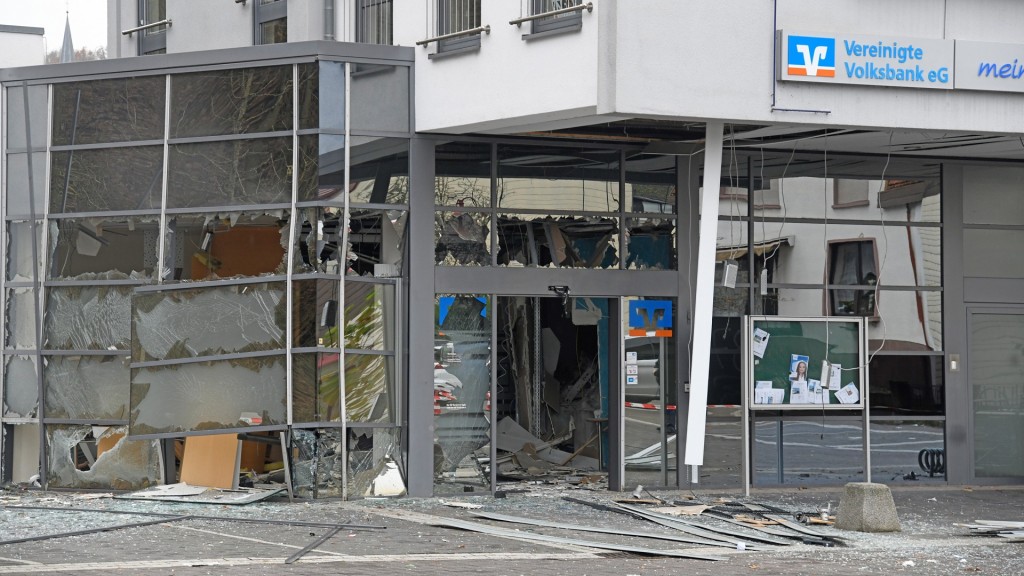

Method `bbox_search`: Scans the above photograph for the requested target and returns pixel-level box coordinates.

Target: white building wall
[109,0,253,57]
[0,28,45,69]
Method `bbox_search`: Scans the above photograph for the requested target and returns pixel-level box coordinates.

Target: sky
[2,0,108,52]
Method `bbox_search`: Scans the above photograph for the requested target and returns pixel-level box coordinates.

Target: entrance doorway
[970,308,1024,479]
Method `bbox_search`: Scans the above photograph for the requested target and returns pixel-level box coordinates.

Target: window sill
[428,44,481,60]
[522,22,582,41]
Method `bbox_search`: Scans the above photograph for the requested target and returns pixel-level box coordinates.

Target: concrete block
[836,482,901,532]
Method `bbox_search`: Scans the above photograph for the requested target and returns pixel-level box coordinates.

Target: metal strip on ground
[614,503,781,547]
[472,511,746,550]
[284,526,344,564]
[763,514,845,541]
[0,515,191,546]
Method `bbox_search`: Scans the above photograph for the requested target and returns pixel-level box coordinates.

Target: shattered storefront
[1,43,412,498]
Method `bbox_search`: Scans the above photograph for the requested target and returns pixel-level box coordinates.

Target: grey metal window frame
[437,0,482,55]
[255,0,288,45]
[530,0,583,36]
[137,0,168,55]
[357,0,393,45]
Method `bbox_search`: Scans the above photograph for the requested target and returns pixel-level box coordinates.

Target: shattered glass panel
[436,211,490,266]
[497,146,620,211]
[49,146,164,213]
[625,217,676,270]
[345,282,394,351]
[293,280,342,348]
[167,138,293,208]
[130,356,287,435]
[434,294,492,494]
[496,214,618,268]
[6,221,43,282]
[291,428,343,498]
[48,217,160,280]
[170,66,293,138]
[292,207,344,274]
[133,282,286,362]
[46,425,160,490]
[292,353,341,423]
[346,353,393,423]
[349,137,410,205]
[164,213,289,282]
[5,288,38,350]
[3,355,38,418]
[351,64,409,133]
[297,134,345,202]
[52,77,166,145]
[347,427,405,498]
[435,142,491,207]
[44,283,132,351]
[44,355,130,421]
[348,210,407,276]
[6,152,47,216]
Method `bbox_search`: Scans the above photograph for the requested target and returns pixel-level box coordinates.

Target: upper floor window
[531,0,583,35]
[829,239,879,317]
[255,0,287,45]
[437,0,481,53]
[833,179,870,209]
[138,0,167,55]
[357,0,393,45]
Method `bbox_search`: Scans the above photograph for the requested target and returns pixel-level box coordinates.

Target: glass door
[970,308,1024,479]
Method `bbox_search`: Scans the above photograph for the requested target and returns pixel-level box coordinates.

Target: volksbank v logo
[787,35,836,77]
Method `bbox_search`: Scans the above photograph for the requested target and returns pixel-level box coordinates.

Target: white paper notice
[807,379,826,404]
[755,388,785,405]
[752,328,770,359]
[837,382,860,404]
[790,381,807,404]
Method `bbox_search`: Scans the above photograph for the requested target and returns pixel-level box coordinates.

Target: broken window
[46,425,159,489]
[347,209,407,276]
[291,428,344,498]
[3,355,38,418]
[293,208,343,274]
[293,279,342,348]
[167,138,294,208]
[496,214,618,268]
[345,353,393,423]
[48,216,160,279]
[6,221,43,282]
[345,281,395,351]
[164,213,289,281]
[129,356,287,435]
[49,146,164,213]
[132,282,286,362]
[44,355,131,421]
[52,77,166,146]
[4,288,37,350]
[625,217,676,270]
[435,211,490,266]
[169,66,294,138]
[347,427,404,498]
[434,294,491,494]
[44,283,132,351]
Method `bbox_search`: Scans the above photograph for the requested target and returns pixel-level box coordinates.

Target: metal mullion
[158,75,171,286]
[292,346,342,354]
[130,349,284,370]
[290,272,343,282]
[129,425,288,442]
[344,349,395,356]
[133,274,287,292]
[167,131,293,146]
[618,149,625,270]
[50,139,164,152]
[490,143,497,265]
[291,421,347,430]
[286,62,299,428]
[41,350,130,357]
[163,203,292,215]
[42,419,129,426]
[43,280,150,287]
[46,210,162,220]
[340,60,352,500]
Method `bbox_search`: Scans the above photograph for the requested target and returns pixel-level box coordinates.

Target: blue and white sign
[778,31,954,90]
[955,41,1024,93]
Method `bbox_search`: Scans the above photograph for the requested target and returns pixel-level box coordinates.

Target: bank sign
[955,41,1024,93]
[779,31,954,90]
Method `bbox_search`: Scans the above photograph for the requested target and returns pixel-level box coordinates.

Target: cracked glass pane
[48,217,160,280]
[291,428,343,499]
[170,66,293,138]
[163,213,289,282]
[349,137,410,205]
[44,355,130,421]
[346,353,393,423]
[5,288,38,350]
[167,138,293,208]
[3,355,38,418]
[434,294,492,494]
[293,280,341,349]
[6,221,43,282]
[625,217,676,270]
[133,282,286,362]
[46,425,160,490]
[50,146,164,213]
[292,208,343,274]
[44,282,132,351]
[345,282,394,351]
[130,356,287,435]
[348,210,407,276]
[292,353,341,424]
[348,427,405,498]
[52,77,166,145]
[436,211,490,266]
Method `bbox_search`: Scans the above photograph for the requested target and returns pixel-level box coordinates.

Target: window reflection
[170,66,293,137]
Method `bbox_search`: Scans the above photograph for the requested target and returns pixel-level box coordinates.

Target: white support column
[683,121,724,472]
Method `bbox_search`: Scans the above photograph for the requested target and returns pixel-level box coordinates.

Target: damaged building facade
[2,0,1024,498]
